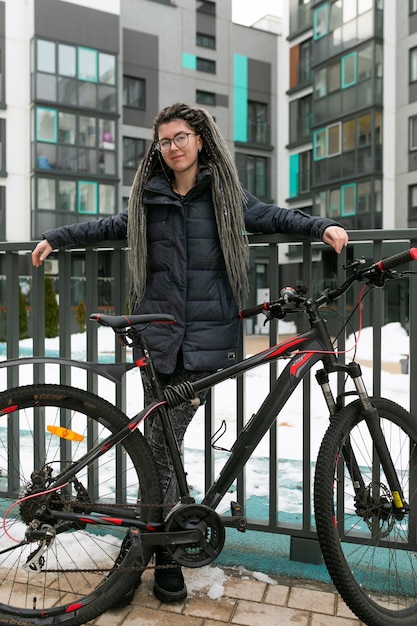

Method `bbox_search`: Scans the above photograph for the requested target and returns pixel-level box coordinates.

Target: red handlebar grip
[377,248,417,271]
[239,302,269,319]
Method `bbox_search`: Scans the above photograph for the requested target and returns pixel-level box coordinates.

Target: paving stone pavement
[91,565,365,626]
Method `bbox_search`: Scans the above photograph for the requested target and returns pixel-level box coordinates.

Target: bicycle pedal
[231,501,247,532]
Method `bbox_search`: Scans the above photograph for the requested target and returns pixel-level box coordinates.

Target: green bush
[75,300,87,333]
[44,275,59,338]
[19,285,28,339]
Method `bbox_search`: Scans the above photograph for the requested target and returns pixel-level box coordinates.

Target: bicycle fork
[317,363,408,519]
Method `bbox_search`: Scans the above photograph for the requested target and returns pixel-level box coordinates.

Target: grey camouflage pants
[144,353,214,516]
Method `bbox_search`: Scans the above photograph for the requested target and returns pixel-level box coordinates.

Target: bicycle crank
[164,503,225,568]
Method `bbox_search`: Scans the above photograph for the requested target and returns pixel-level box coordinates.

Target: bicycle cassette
[164,503,225,568]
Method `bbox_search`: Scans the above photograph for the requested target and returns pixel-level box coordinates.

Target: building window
[37,107,58,143]
[314,67,327,98]
[196,57,216,73]
[313,128,327,160]
[411,0,417,14]
[329,188,341,218]
[410,116,417,150]
[358,180,372,213]
[37,178,56,210]
[34,39,117,112]
[34,106,116,175]
[78,47,97,82]
[196,1,216,15]
[123,76,146,109]
[0,49,4,105]
[246,156,267,198]
[328,60,340,92]
[39,179,115,216]
[341,183,356,216]
[0,186,5,240]
[248,101,268,145]
[289,95,312,143]
[409,184,417,220]
[299,150,311,194]
[328,123,341,156]
[196,33,216,49]
[410,48,417,82]
[37,39,56,74]
[289,150,311,198]
[58,180,76,212]
[299,39,312,84]
[341,52,357,88]
[123,137,146,169]
[0,119,5,175]
[313,4,329,40]
[196,90,216,105]
[314,190,327,218]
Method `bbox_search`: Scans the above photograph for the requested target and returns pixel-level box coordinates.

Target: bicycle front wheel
[314,397,417,626]
[0,384,162,625]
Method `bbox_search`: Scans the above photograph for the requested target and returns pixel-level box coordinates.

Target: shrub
[75,300,87,333]
[44,275,59,338]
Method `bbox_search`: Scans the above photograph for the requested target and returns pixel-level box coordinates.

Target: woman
[32,102,348,605]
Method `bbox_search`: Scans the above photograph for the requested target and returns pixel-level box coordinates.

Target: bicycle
[0,249,416,625]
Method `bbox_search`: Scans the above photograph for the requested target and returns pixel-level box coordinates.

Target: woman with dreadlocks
[32,102,348,605]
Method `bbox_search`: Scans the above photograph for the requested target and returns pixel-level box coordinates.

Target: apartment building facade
[0,0,278,241]
[284,0,417,234]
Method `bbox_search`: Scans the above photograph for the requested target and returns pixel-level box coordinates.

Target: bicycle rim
[314,397,417,626]
[0,384,162,625]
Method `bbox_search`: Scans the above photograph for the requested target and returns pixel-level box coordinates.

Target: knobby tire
[314,397,417,626]
[0,384,162,625]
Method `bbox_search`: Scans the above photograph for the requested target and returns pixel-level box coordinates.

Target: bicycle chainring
[164,503,225,568]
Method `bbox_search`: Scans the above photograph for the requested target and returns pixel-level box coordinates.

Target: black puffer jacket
[43,169,342,374]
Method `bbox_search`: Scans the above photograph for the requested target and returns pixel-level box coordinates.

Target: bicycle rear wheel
[0,384,162,625]
[314,397,417,626]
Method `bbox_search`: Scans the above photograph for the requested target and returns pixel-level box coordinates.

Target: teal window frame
[289,154,299,198]
[36,107,58,143]
[313,4,329,40]
[78,47,98,83]
[341,183,357,216]
[341,52,357,88]
[78,181,98,214]
[313,128,327,160]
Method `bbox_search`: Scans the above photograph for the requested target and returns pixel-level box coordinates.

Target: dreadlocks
[128,103,249,310]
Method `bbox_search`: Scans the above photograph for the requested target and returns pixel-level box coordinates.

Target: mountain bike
[0,248,416,626]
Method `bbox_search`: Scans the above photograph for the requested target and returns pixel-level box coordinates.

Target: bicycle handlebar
[239,247,417,320]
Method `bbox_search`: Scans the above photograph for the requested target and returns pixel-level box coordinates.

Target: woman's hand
[322,226,349,254]
[32,239,53,267]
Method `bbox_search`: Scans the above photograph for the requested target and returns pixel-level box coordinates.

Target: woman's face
[157,120,203,175]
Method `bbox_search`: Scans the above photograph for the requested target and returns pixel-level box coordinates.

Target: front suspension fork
[316,364,408,515]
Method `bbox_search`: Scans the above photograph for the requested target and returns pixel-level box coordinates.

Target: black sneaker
[153,547,187,603]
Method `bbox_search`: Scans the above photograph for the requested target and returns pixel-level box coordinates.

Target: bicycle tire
[0,384,162,625]
[314,397,417,626]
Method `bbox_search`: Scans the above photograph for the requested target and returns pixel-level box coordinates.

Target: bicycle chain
[27,498,184,574]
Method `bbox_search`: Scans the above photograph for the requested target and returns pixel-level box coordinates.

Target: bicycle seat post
[134,333,165,402]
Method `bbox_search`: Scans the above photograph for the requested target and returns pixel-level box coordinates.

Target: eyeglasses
[156,132,197,153]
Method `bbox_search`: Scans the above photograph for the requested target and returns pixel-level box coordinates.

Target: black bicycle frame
[39,310,407,532]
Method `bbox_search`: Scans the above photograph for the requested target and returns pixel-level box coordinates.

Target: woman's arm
[32,210,128,267]
[242,190,348,252]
